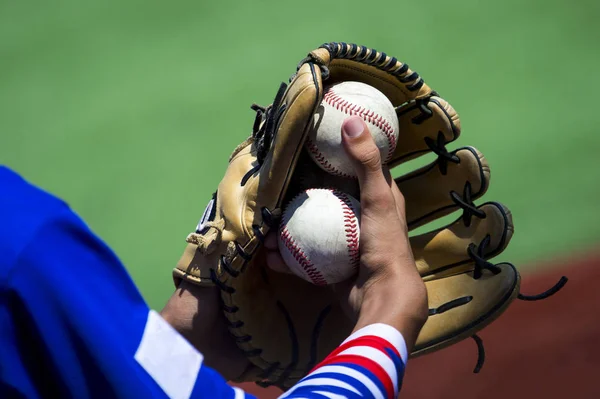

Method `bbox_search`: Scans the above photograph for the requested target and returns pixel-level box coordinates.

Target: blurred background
[1,0,599,397]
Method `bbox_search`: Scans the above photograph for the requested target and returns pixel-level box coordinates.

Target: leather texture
[173,42,523,389]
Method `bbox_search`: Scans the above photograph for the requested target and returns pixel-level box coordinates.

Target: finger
[264,231,279,250]
[265,250,292,274]
[264,231,293,273]
[341,116,394,209]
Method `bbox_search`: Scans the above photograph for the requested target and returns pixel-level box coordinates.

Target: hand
[265,115,428,350]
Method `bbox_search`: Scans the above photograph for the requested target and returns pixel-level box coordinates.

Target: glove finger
[312,43,433,105]
[409,202,513,279]
[396,146,490,231]
[309,44,459,167]
[389,96,461,167]
[413,263,520,356]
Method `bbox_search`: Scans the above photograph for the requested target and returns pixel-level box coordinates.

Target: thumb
[341,116,390,200]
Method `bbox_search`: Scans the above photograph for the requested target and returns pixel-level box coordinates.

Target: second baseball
[306,81,399,178]
[278,189,361,285]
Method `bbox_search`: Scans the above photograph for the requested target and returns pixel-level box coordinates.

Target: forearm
[160,280,250,381]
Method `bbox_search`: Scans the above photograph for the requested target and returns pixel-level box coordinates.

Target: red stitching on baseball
[332,190,360,268]
[306,137,354,178]
[279,205,328,285]
[323,89,397,163]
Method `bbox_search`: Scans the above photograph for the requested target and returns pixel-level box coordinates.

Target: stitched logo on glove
[196,193,216,234]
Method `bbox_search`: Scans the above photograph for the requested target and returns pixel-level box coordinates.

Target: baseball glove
[173,42,567,389]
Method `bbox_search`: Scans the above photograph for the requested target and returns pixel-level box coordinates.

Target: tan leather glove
[173,42,567,389]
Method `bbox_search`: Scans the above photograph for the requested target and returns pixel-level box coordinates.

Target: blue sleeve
[0,167,254,399]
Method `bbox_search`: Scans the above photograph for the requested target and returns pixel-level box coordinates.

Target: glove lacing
[464,217,566,374]
[251,82,288,166]
[319,42,425,92]
[419,114,568,373]
[212,82,313,388]
[211,82,286,285]
[451,181,487,227]
[425,131,461,176]
[185,219,225,255]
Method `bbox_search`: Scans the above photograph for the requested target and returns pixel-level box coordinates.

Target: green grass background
[1,0,599,310]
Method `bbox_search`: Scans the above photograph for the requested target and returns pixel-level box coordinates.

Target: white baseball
[305,81,399,178]
[278,189,360,285]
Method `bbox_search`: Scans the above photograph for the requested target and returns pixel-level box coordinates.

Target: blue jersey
[0,166,407,399]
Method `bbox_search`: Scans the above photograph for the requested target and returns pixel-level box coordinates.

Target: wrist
[354,273,428,351]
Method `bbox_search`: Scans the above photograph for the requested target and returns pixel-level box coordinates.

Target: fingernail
[343,116,364,138]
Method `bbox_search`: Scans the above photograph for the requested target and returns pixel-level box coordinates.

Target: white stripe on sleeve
[280,323,407,399]
[298,364,384,399]
[338,345,398,393]
[134,310,202,399]
[281,377,361,397]
[312,392,347,399]
[343,323,408,363]
[232,386,246,399]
